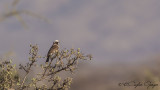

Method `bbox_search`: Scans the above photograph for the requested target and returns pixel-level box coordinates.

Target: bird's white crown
[55,40,59,42]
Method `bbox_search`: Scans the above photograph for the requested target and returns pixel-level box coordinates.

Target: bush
[0,44,92,90]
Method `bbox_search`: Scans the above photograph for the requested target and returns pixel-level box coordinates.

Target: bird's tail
[46,56,49,62]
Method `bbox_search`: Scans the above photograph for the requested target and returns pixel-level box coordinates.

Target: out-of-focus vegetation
[70,57,160,90]
[0,0,49,28]
[0,45,92,89]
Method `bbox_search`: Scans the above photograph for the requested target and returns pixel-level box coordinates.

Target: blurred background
[1,0,160,90]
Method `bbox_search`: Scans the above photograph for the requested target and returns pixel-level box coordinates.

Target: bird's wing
[47,44,59,56]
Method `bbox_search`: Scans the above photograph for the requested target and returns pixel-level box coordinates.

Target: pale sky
[0,0,160,65]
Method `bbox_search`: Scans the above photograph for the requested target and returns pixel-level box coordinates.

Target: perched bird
[46,40,59,62]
